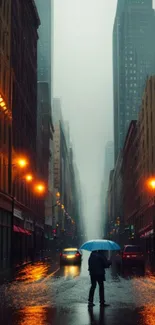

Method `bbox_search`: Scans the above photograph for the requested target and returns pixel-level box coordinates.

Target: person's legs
[97,277,105,304]
[88,275,97,304]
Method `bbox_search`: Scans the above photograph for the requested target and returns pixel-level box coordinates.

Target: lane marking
[41,267,60,283]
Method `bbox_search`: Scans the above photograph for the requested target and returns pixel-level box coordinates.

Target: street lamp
[148,178,155,190]
[15,157,28,169]
[34,183,46,194]
[61,204,64,210]
[56,192,60,198]
[25,174,33,182]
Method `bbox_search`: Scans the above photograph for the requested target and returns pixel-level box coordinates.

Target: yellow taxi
[60,248,82,265]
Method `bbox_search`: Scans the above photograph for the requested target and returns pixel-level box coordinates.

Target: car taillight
[60,253,62,257]
[123,253,130,258]
[76,253,80,257]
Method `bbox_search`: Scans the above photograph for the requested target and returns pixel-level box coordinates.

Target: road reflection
[15,262,50,283]
[88,307,105,325]
[140,305,155,325]
[15,306,50,325]
[60,265,81,277]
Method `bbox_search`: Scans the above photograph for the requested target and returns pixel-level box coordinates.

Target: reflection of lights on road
[18,306,47,325]
[15,263,49,283]
[140,305,155,325]
[64,265,81,277]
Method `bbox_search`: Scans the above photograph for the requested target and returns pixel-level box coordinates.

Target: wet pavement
[0,252,155,324]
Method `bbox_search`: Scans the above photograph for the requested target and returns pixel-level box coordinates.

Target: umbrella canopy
[80,239,120,251]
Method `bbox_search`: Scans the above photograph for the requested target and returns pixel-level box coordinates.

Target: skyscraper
[35,0,53,102]
[113,0,155,162]
[35,0,54,240]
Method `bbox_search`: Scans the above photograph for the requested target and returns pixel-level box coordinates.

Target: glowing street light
[147,178,155,190]
[150,179,155,189]
[61,204,64,210]
[25,174,33,182]
[16,157,28,169]
[56,192,60,198]
[35,183,46,194]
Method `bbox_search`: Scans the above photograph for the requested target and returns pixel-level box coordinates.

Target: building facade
[113,0,155,162]
[35,0,53,101]
[120,77,155,260]
[0,0,12,269]
[105,170,114,239]
[52,99,81,244]
[122,120,138,244]
[136,76,155,258]
[35,0,54,247]
[105,152,123,244]
[101,141,114,234]
[11,0,43,264]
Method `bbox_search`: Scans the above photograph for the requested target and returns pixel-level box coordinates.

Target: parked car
[60,248,82,265]
[122,245,145,268]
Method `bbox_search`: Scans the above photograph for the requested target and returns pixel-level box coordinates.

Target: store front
[0,208,12,270]
[34,223,44,259]
[139,226,154,265]
[13,208,32,265]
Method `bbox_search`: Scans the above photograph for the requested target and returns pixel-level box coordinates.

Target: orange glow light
[61,204,64,210]
[56,191,60,198]
[17,158,28,168]
[35,183,45,194]
[147,178,155,190]
[0,101,6,107]
[25,174,33,182]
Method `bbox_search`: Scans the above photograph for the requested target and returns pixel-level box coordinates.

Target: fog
[53,0,155,240]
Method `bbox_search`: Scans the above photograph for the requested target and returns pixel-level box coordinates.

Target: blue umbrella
[80,239,120,251]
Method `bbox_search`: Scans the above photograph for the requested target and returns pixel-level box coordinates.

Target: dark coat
[88,251,109,277]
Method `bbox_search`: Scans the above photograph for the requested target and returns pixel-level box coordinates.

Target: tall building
[0,0,12,269]
[113,0,155,162]
[103,142,114,192]
[11,0,42,263]
[101,142,114,232]
[35,0,53,101]
[35,0,54,173]
[52,98,81,242]
[35,0,54,241]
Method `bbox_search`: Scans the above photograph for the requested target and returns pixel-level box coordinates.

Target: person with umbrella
[80,239,120,308]
[88,250,111,307]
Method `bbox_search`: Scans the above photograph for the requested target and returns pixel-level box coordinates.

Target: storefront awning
[13,225,20,233]
[13,225,31,236]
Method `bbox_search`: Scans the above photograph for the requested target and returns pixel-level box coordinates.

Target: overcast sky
[53,0,155,238]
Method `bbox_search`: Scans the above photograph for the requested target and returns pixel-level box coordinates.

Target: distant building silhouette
[101,142,114,233]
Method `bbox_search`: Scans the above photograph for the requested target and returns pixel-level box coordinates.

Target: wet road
[0,252,155,324]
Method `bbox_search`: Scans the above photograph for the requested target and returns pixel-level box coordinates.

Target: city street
[0,252,154,325]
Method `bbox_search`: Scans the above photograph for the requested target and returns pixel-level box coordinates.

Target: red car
[122,245,145,268]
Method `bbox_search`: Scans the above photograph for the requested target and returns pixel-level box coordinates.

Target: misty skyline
[53,0,155,238]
